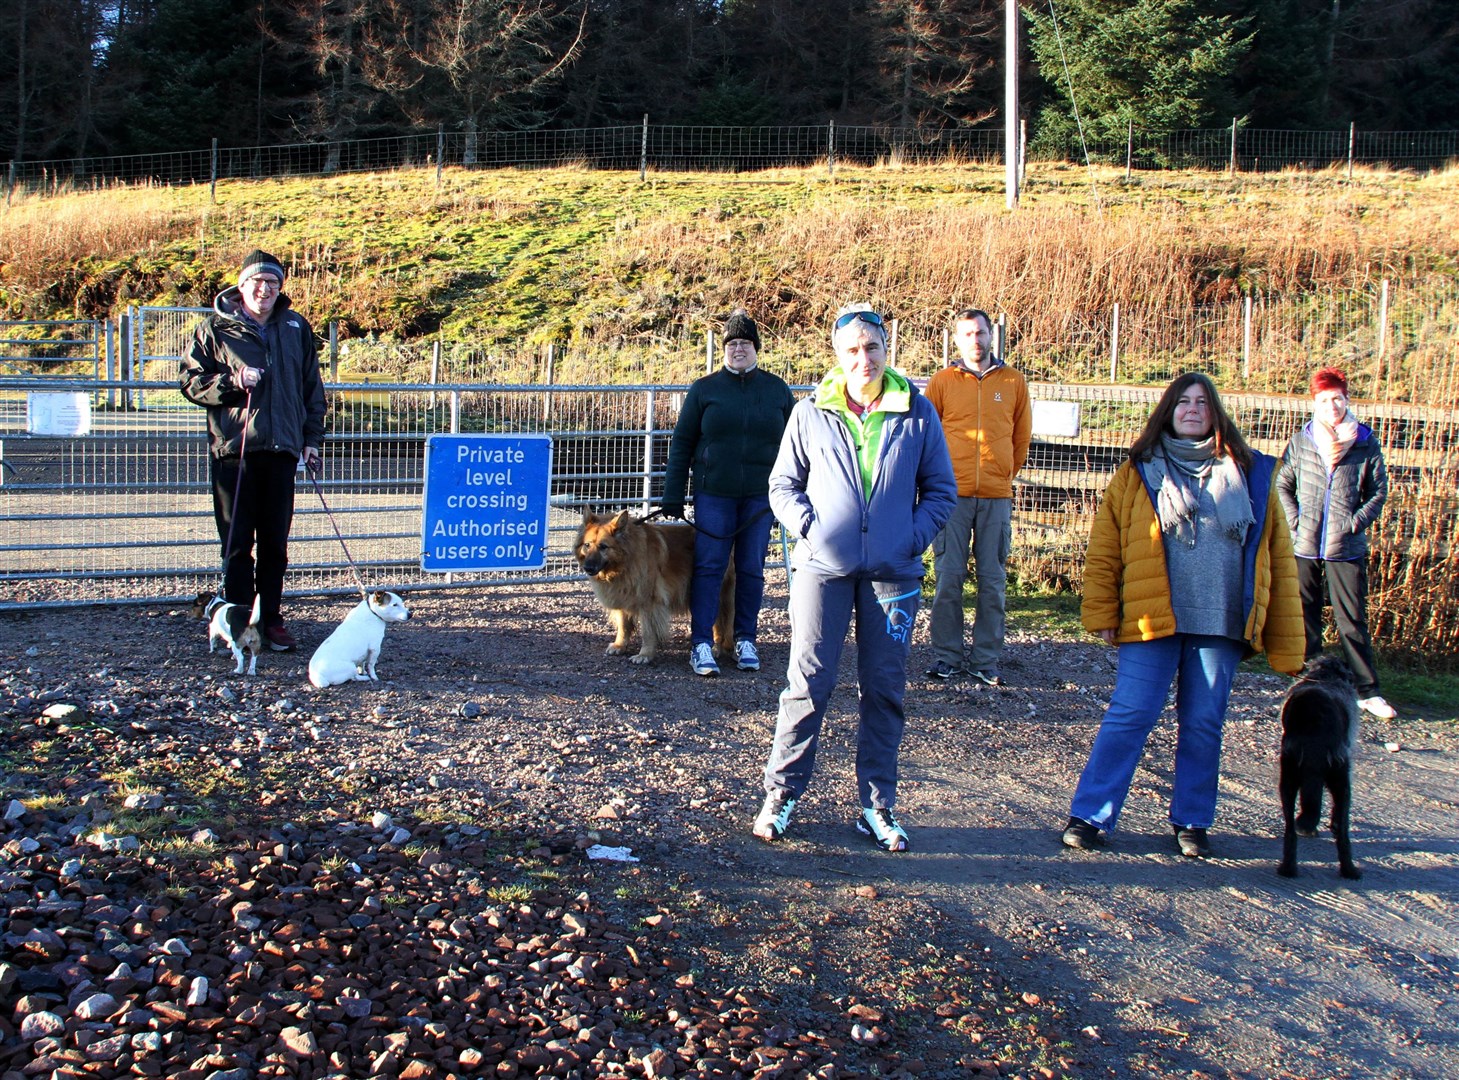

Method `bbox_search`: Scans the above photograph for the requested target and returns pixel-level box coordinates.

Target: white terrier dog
[307,590,411,688]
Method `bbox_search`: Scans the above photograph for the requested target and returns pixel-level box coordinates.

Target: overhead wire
[1045,0,1104,216]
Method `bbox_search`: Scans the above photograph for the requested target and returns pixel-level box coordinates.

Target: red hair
[1310,367,1348,397]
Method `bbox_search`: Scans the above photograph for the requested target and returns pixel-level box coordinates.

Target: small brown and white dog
[307,590,411,688]
[193,592,263,676]
[1277,654,1362,880]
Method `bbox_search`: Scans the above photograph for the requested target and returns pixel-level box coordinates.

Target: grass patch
[1007,583,1085,641]
[144,837,218,860]
[486,883,533,904]
[20,793,68,813]
[1375,669,1459,723]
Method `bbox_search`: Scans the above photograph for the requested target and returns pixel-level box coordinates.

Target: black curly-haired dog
[1277,654,1362,880]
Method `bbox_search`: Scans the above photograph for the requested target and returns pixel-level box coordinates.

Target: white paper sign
[27,392,92,437]
[1031,400,1080,438]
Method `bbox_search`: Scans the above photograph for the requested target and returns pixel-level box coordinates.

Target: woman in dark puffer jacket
[1275,367,1392,718]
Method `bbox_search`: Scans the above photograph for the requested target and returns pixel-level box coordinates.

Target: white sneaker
[856,807,909,852]
[1358,695,1396,719]
[734,639,760,671]
[752,790,797,842]
[690,642,719,677]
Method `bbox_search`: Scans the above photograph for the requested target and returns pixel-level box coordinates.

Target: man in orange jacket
[924,309,1032,685]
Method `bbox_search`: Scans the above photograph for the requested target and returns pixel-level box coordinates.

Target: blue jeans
[690,493,775,646]
[1070,634,1246,832]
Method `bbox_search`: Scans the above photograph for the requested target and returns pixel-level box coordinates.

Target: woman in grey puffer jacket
[1275,367,1392,717]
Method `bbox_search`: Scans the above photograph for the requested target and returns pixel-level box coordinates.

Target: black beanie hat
[238,249,286,287]
[723,309,760,350]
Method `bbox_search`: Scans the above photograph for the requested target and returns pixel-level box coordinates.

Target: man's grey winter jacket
[1275,421,1388,561]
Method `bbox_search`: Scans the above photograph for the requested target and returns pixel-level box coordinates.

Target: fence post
[642,388,656,513]
[437,125,444,186]
[828,119,835,178]
[429,340,441,409]
[639,114,649,182]
[1347,122,1355,181]
[329,321,339,380]
[1376,278,1390,373]
[210,138,218,204]
[706,328,715,374]
[105,319,117,409]
[1110,302,1120,383]
[541,343,555,426]
[1228,118,1237,177]
[995,314,1007,360]
[120,308,134,410]
[1242,294,1253,380]
[1019,118,1028,186]
[1125,119,1133,181]
[449,391,460,434]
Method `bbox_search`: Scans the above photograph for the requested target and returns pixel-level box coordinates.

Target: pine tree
[1027,0,1251,152]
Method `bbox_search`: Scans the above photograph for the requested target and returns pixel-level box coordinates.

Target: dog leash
[218,387,253,589]
[648,504,774,541]
[309,465,370,601]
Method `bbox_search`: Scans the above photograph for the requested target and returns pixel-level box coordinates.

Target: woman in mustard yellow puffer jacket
[1061,373,1304,859]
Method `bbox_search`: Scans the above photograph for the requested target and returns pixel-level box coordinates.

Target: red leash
[218,387,252,586]
[309,464,370,600]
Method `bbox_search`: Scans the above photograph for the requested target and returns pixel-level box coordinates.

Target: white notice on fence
[1031,400,1080,439]
[27,392,92,436]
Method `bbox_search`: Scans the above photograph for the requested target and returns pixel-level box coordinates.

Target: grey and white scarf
[1143,435,1254,547]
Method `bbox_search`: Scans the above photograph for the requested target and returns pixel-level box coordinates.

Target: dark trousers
[1297,556,1380,695]
[211,452,297,625]
[689,492,774,645]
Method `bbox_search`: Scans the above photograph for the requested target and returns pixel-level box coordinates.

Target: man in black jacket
[180,250,326,652]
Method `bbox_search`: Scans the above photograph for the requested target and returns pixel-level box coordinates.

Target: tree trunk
[15,0,28,160]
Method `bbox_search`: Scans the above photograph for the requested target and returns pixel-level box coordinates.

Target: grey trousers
[762,570,921,810]
[929,495,1012,672]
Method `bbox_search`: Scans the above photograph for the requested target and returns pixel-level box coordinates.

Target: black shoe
[925,660,962,681]
[969,669,1004,687]
[1061,817,1104,850]
[1174,825,1211,858]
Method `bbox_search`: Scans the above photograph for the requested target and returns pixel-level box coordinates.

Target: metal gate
[0,378,712,609]
[127,305,210,409]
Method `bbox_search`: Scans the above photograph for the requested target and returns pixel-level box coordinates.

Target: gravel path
[3,582,1456,1079]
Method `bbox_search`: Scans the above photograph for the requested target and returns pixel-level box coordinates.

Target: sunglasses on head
[834,310,885,331]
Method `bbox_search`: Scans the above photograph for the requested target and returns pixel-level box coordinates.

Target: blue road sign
[421,434,552,572]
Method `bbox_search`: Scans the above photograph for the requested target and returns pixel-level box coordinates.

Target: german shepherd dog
[574,510,734,664]
[1277,654,1362,880]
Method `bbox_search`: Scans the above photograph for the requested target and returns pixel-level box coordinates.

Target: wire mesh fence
[309,279,1458,410]
[3,376,1454,660]
[5,123,1456,193]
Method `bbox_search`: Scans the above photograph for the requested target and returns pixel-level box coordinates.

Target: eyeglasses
[834,310,885,331]
[246,277,282,291]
